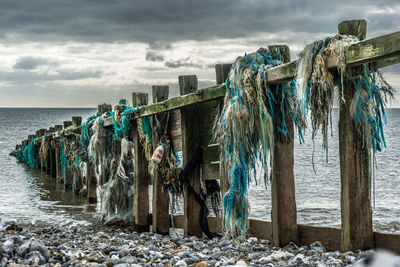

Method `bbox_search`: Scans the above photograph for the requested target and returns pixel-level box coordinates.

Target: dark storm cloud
[145,51,164,62]
[0,0,399,44]
[13,56,58,70]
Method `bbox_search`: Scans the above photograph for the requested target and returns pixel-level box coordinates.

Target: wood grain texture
[269,45,299,247]
[132,92,150,232]
[338,20,374,252]
[180,75,202,237]
[151,86,170,234]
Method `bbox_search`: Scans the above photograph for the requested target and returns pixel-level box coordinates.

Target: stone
[16,241,31,257]
[310,241,326,253]
[195,261,208,267]
[226,257,236,265]
[247,237,258,244]
[105,260,116,267]
[30,239,50,260]
[175,259,187,266]
[24,250,47,265]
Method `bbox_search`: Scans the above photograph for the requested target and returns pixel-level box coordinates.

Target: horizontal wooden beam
[171,215,400,254]
[102,84,226,126]
[267,31,400,84]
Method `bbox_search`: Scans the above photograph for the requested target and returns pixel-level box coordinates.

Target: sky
[0,0,399,107]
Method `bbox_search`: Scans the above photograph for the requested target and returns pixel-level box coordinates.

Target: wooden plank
[198,100,218,146]
[249,219,273,241]
[201,164,219,181]
[298,225,341,252]
[375,232,400,254]
[132,92,150,232]
[72,116,82,128]
[152,85,170,235]
[215,64,231,197]
[169,109,182,152]
[202,145,219,163]
[270,45,299,247]
[180,75,202,237]
[215,64,232,84]
[338,20,374,252]
[87,162,97,204]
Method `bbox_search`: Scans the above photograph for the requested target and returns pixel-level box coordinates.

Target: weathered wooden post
[338,19,373,251]
[72,116,82,128]
[63,121,72,128]
[179,75,202,236]
[39,129,46,172]
[269,45,299,246]
[72,116,83,194]
[87,161,97,203]
[54,125,63,182]
[63,121,73,189]
[35,130,41,169]
[132,92,151,232]
[98,104,112,186]
[44,130,51,175]
[152,85,170,234]
[215,64,231,197]
[48,127,57,178]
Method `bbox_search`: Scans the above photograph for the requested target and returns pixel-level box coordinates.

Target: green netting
[15,137,39,168]
[59,140,69,182]
[79,114,99,160]
[140,116,152,144]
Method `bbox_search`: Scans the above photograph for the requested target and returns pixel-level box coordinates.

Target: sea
[0,108,399,234]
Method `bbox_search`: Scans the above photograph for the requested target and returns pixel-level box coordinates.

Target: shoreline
[0,224,373,266]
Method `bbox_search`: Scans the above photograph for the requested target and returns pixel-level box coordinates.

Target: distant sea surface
[0,108,399,234]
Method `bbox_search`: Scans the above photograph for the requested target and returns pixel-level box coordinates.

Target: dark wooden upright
[152,85,170,234]
[180,75,202,236]
[132,92,151,232]
[39,129,46,172]
[338,19,374,251]
[87,161,97,203]
[54,125,63,181]
[214,64,231,196]
[72,117,83,194]
[269,45,299,247]
[63,121,73,190]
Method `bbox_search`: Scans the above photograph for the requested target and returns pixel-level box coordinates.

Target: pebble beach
[0,224,375,267]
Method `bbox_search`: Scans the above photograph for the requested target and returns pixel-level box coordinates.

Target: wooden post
[63,121,73,190]
[215,64,231,196]
[63,121,72,128]
[44,130,51,175]
[48,128,57,178]
[72,116,82,128]
[35,130,41,169]
[132,92,151,232]
[54,125,63,182]
[269,45,299,246]
[87,161,97,203]
[152,85,170,234]
[179,75,202,236]
[215,64,231,84]
[338,19,373,251]
[39,129,46,172]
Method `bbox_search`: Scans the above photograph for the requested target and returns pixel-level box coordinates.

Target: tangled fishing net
[296,34,393,166]
[101,137,135,224]
[15,137,39,168]
[214,48,305,237]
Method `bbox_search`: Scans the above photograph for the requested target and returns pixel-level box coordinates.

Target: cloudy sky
[0,0,399,107]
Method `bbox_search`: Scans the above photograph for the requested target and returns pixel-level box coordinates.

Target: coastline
[0,224,370,266]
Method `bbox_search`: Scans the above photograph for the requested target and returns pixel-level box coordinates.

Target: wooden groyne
[10,20,400,254]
